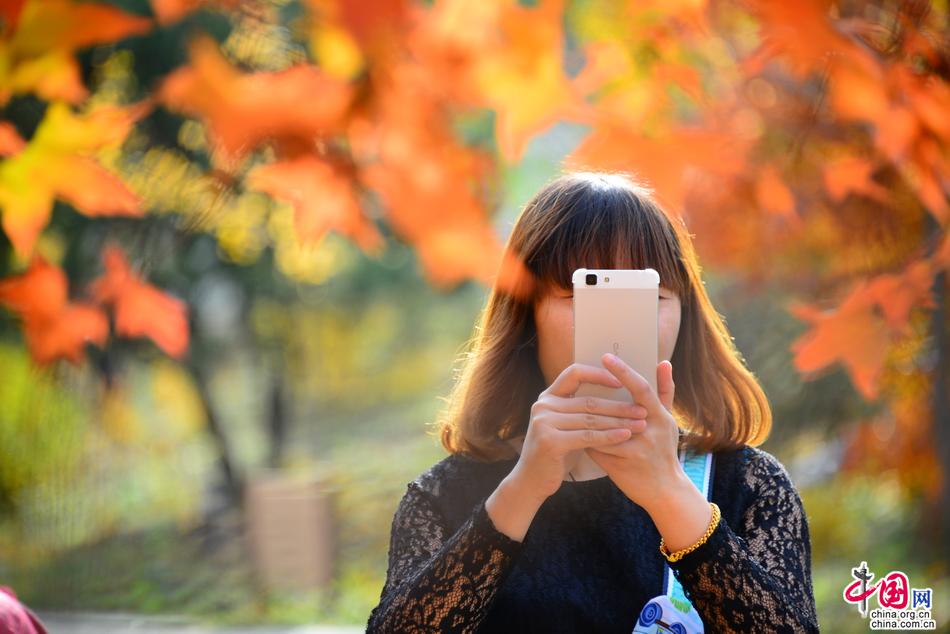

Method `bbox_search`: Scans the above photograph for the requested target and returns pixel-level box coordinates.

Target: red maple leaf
[90,245,189,358]
[0,256,108,364]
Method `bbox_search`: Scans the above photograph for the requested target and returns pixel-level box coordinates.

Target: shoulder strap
[663,449,714,607]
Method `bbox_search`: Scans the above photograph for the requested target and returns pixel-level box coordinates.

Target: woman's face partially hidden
[533,282,683,387]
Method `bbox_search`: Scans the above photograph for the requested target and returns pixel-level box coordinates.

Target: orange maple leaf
[567,123,748,213]
[90,245,189,359]
[826,56,889,125]
[304,0,412,54]
[363,150,504,287]
[416,0,582,163]
[898,66,950,145]
[0,256,108,364]
[865,259,936,333]
[742,0,854,78]
[0,0,152,105]
[902,139,950,225]
[754,164,797,221]
[822,157,889,204]
[347,58,505,288]
[789,283,892,400]
[490,246,537,302]
[0,0,25,36]
[473,0,583,162]
[158,36,354,169]
[150,0,240,25]
[246,155,383,252]
[795,259,939,378]
[0,102,145,256]
[743,0,931,173]
[0,122,25,156]
[571,41,632,98]
[412,224,506,289]
[359,157,503,287]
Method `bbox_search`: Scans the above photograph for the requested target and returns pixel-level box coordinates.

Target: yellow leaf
[0,103,144,256]
[1,0,151,104]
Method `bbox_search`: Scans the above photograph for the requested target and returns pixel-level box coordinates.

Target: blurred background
[0,0,948,631]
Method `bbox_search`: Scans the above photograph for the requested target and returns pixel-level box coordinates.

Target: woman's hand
[506,362,650,503]
[585,353,685,512]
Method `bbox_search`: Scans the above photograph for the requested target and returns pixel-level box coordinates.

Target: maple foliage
[246,155,383,251]
[149,0,240,25]
[531,1,950,433]
[0,102,146,256]
[0,0,947,498]
[0,256,108,364]
[157,35,355,169]
[412,0,585,162]
[90,245,189,359]
[0,244,188,362]
[0,0,151,105]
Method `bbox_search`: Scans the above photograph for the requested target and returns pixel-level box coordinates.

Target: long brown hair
[433,171,771,461]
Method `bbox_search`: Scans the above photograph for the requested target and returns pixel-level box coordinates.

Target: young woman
[366,172,819,633]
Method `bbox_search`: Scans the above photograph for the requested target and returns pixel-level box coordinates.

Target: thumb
[657,360,674,412]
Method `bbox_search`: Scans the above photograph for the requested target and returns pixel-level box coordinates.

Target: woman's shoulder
[404,453,516,529]
[710,444,806,527]
[721,444,801,498]
[408,452,516,500]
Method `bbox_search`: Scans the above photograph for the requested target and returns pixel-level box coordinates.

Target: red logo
[843,561,918,618]
[878,572,909,609]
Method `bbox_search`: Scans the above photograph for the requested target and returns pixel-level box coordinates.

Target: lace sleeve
[667,451,819,633]
[366,481,524,633]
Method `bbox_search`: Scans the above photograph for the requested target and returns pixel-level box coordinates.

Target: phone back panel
[572,268,658,403]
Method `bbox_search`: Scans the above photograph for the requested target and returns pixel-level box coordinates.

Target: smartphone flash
[605,276,610,282]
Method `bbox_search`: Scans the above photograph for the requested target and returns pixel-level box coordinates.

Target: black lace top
[366,445,819,633]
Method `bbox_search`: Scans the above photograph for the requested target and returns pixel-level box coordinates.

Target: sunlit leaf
[792,261,936,398]
[742,0,854,78]
[568,123,747,211]
[470,0,581,162]
[150,0,239,25]
[0,122,24,157]
[0,0,152,104]
[0,0,26,35]
[754,164,796,220]
[0,47,87,105]
[247,154,383,253]
[90,245,189,359]
[790,284,892,400]
[0,256,108,364]
[0,102,145,256]
[158,36,354,169]
[822,157,889,204]
[865,259,936,332]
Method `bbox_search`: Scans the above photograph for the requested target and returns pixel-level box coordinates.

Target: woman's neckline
[499,454,611,484]
[564,474,611,484]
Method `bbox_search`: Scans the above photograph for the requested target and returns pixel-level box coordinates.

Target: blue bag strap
[662,449,714,609]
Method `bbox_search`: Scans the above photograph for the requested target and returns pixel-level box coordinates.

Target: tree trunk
[267,363,288,469]
[187,360,244,508]
[930,267,950,560]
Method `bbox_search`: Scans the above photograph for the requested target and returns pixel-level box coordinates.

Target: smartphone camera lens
[585,273,597,286]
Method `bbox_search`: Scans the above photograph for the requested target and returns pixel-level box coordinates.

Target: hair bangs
[526,182,689,300]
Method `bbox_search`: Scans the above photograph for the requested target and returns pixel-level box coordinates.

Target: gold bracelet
[659,502,721,563]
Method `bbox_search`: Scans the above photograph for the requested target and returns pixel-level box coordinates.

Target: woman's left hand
[586,352,684,511]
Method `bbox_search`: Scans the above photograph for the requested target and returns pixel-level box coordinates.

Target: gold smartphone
[572,268,659,403]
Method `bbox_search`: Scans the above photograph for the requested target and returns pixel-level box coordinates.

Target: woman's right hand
[506,363,649,502]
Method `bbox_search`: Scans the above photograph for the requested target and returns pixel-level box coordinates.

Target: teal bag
[631,449,713,634]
